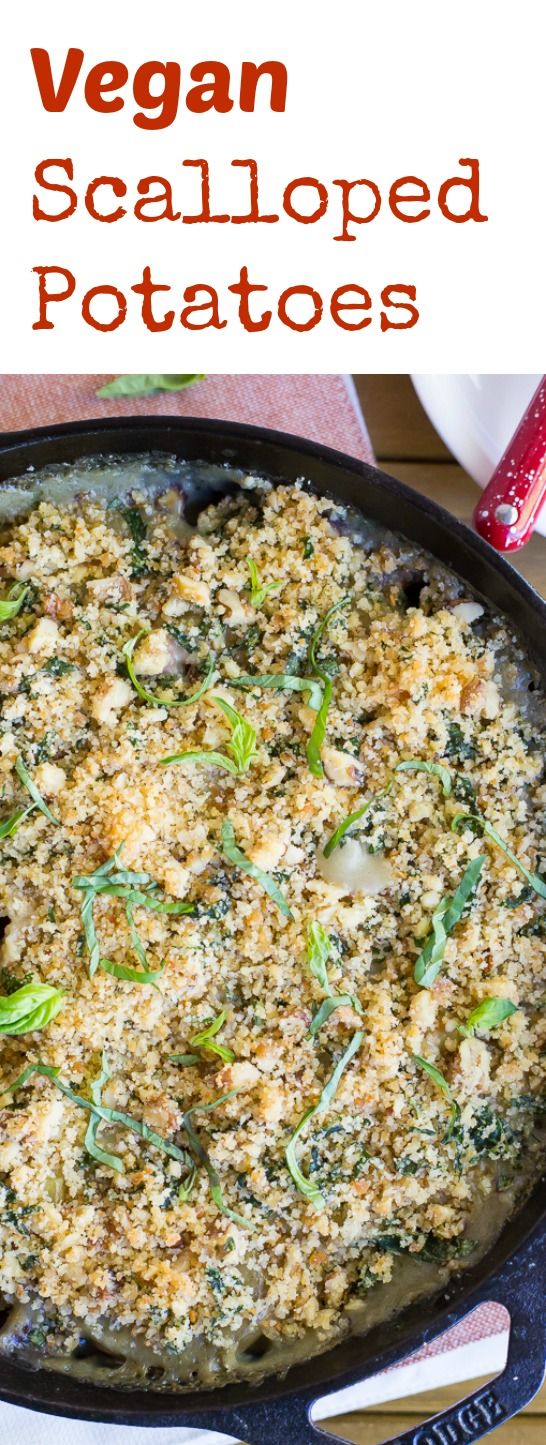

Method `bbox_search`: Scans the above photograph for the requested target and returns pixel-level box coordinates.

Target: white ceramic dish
[411,374,545,536]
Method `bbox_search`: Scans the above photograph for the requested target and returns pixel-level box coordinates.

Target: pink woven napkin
[0,373,372,462]
[0,370,507,1389]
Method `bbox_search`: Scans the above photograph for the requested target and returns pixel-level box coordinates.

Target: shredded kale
[444,721,476,761]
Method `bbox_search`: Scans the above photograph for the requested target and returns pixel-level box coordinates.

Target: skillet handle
[215,1255,546,1445]
[473,375,546,551]
[367,1281,546,1445]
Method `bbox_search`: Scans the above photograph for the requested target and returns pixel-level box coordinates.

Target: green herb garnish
[0,982,64,1036]
[452,812,546,899]
[229,672,323,711]
[305,922,361,1035]
[308,995,362,1037]
[324,758,452,859]
[181,1089,256,1228]
[323,786,391,859]
[458,997,518,1038]
[302,537,314,559]
[160,696,257,776]
[4,1062,194,1175]
[73,848,193,981]
[0,583,28,622]
[172,1008,235,1065]
[414,856,485,988]
[84,1053,124,1172]
[15,755,60,826]
[413,1053,460,1140]
[307,597,351,778]
[395,760,452,795]
[0,805,35,840]
[306,921,333,993]
[97,374,205,398]
[285,1031,364,1209]
[246,558,283,609]
[178,1166,198,1203]
[123,629,214,709]
[221,820,293,919]
[98,956,166,988]
[213,698,257,772]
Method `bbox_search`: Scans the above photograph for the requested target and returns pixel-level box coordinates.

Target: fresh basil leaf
[221,819,293,919]
[395,760,452,796]
[191,1008,228,1042]
[118,889,193,917]
[305,924,362,1036]
[178,1165,198,1202]
[125,898,147,969]
[413,1053,460,1141]
[246,557,283,609]
[159,747,238,773]
[73,847,190,979]
[452,812,546,899]
[190,1008,235,1063]
[0,981,64,1035]
[5,1061,61,1094]
[5,1062,194,1172]
[323,757,451,859]
[229,672,323,711]
[98,957,165,988]
[307,921,332,993]
[308,994,361,1037]
[97,374,205,398]
[414,1053,452,1098]
[307,677,333,781]
[161,697,257,776]
[319,1030,364,1109]
[123,630,214,709]
[73,850,148,893]
[415,897,449,988]
[213,696,257,773]
[284,1105,324,1208]
[307,597,351,778]
[285,1030,363,1209]
[197,1042,234,1063]
[0,804,35,839]
[84,881,192,915]
[323,786,392,859]
[414,856,485,987]
[80,889,101,977]
[0,583,28,622]
[15,756,59,826]
[458,996,518,1038]
[84,1053,124,1173]
[182,1090,256,1229]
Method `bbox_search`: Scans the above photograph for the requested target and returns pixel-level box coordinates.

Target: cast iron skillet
[0,417,544,1445]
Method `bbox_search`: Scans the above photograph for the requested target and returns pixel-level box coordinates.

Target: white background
[1,0,544,372]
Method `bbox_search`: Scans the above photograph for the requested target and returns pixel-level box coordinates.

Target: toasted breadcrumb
[0,464,543,1384]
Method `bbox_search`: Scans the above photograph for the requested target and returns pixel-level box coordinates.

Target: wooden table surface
[322,377,546,1445]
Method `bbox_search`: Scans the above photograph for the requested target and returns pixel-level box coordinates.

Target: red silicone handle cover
[473,376,546,551]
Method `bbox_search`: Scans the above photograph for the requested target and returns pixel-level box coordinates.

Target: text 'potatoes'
[32,266,419,335]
